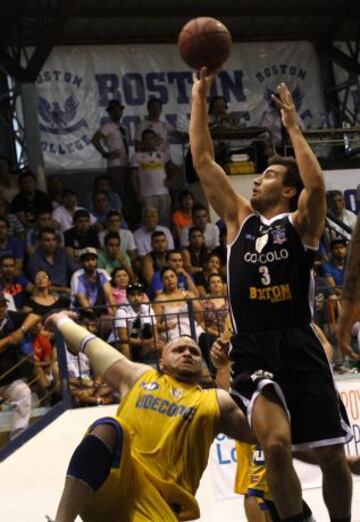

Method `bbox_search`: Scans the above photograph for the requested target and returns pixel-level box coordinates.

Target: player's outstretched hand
[192,67,215,100]
[44,310,78,332]
[337,299,360,360]
[271,83,298,131]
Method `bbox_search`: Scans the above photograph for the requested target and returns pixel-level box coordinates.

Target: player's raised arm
[190,68,252,238]
[273,83,326,244]
[45,312,149,398]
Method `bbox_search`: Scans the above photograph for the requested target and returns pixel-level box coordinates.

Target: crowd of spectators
[0,96,359,444]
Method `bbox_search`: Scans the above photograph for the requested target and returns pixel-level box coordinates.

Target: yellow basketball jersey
[234,442,253,494]
[116,368,220,520]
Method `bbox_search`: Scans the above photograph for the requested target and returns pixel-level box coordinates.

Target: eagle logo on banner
[37,94,88,134]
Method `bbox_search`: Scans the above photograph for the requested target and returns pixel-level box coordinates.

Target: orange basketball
[177,17,232,73]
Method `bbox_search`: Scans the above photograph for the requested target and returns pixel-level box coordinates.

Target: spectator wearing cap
[0,292,39,440]
[70,247,115,317]
[52,190,97,233]
[111,282,158,360]
[64,210,100,263]
[134,97,188,155]
[27,227,76,295]
[91,99,129,201]
[321,239,348,295]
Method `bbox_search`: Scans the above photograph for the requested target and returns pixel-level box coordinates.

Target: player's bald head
[162,336,201,355]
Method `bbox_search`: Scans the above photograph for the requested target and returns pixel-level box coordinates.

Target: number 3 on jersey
[259,265,271,285]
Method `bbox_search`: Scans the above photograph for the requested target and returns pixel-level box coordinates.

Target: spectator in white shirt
[134,207,174,257]
[328,190,358,232]
[91,100,129,201]
[180,204,220,250]
[52,190,96,233]
[131,129,179,227]
[134,97,188,154]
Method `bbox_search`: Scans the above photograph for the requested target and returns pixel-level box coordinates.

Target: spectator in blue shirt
[322,239,348,295]
[148,249,198,300]
[27,227,76,295]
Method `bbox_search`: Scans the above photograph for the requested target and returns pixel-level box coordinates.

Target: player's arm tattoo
[342,216,360,302]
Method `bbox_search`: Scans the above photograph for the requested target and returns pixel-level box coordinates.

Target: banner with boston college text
[33,41,325,171]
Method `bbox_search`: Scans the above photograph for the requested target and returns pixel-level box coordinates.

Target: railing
[0,292,359,459]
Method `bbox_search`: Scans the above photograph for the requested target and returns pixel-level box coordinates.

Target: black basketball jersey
[227,213,316,333]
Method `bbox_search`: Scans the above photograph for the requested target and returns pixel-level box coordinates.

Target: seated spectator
[70,247,115,318]
[134,97,188,154]
[182,226,209,275]
[180,204,220,249]
[131,129,180,227]
[0,293,39,440]
[98,210,137,261]
[321,239,347,295]
[25,209,63,256]
[23,270,68,316]
[0,255,32,309]
[97,231,136,281]
[110,267,131,307]
[10,171,52,227]
[0,156,19,205]
[90,190,112,228]
[148,249,198,300]
[65,311,115,406]
[47,174,66,209]
[328,190,357,232]
[200,273,228,337]
[64,209,100,262]
[211,225,227,276]
[0,198,24,239]
[141,231,169,288]
[110,267,148,307]
[194,253,223,296]
[112,282,158,360]
[83,174,122,212]
[153,267,203,343]
[21,322,59,401]
[52,190,97,233]
[134,206,174,257]
[27,228,75,294]
[171,189,195,244]
[0,218,24,274]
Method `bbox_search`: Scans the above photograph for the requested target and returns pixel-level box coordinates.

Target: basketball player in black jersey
[190,68,353,522]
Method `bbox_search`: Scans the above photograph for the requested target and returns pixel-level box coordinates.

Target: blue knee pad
[67,418,123,491]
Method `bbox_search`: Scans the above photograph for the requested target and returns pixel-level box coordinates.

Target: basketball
[177,17,232,73]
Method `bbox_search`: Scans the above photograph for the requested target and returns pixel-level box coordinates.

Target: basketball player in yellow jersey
[46,311,254,522]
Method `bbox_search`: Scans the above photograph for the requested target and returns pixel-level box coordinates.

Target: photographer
[113,283,159,360]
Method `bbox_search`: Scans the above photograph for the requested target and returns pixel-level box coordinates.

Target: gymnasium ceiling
[1,0,360,47]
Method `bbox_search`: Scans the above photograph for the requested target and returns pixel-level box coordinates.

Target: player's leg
[244,495,267,522]
[313,444,352,522]
[55,419,121,522]
[251,386,304,521]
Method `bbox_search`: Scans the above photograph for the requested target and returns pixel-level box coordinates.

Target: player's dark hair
[268,155,303,211]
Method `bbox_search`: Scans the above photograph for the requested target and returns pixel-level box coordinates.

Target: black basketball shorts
[229,324,353,450]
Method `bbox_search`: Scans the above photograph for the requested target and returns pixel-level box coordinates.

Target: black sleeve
[8,310,28,329]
